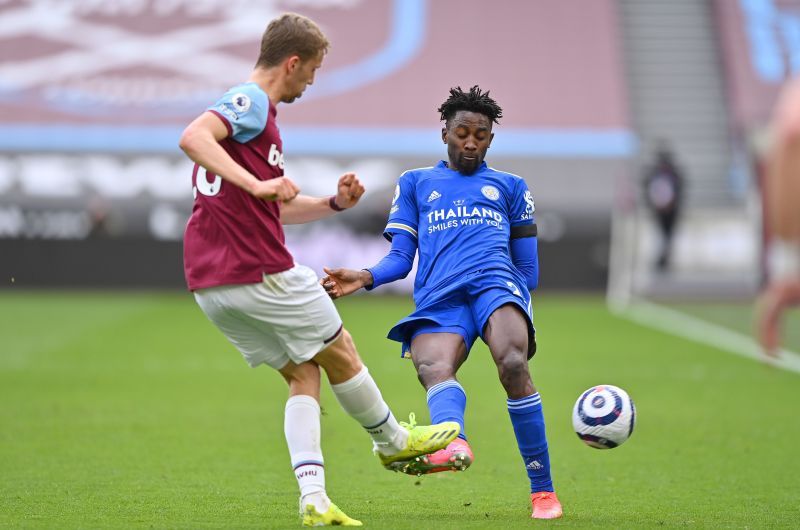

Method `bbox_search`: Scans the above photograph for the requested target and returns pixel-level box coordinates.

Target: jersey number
[194,171,222,198]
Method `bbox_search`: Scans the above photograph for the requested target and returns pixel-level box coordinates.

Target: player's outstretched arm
[280,173,365,224]
[322,232,416,299]
[321,267,373,299]
[179,112,300,201]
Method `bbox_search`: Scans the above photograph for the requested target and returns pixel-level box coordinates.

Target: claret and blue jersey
[208,82,271,142]
[384,160,536,307]
[183,82,292,291]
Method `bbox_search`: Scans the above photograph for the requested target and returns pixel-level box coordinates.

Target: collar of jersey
[436,160,488,175]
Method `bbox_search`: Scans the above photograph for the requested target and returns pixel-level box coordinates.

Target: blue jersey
[383,161,536,308]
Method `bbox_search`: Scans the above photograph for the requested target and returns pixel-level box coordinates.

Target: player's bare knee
[495,351,530,389]
[280,361,321,396]
[415,359,455,388]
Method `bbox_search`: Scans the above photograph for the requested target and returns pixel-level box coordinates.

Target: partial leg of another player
[756,78,800,357]
[403,331,475,475]
[483,304,563,520]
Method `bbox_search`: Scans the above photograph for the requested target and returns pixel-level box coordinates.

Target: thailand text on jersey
[183,82,294,291]
[384,161,536,305]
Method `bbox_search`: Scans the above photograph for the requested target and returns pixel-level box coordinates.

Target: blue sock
[507,393,553,492]
[426,380,467,441]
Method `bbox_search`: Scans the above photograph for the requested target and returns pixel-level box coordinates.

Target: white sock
[284,395,326,506]
[300,491,331,514]
[330,366,408,454]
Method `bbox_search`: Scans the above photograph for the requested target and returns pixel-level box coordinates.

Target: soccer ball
[572,385,635,449]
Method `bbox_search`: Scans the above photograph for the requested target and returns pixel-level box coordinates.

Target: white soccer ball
[572,385,635,449]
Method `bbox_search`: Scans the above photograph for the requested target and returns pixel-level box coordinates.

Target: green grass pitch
[2,292,799,528]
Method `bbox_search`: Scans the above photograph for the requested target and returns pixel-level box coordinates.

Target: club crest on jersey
[231,93,251,113]
[481,185,500,200]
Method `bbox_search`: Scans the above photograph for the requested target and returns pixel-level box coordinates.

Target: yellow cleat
[302,503,362,527]
[378,413,461,471]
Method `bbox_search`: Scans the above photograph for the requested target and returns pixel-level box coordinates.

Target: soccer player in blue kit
[321,86,563,520]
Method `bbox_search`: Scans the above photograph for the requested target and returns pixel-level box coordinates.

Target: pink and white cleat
[401,438,474,475]
[531,491,563,519]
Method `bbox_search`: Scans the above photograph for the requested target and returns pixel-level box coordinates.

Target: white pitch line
[613,300,800,375]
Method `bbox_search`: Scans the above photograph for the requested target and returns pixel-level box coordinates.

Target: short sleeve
[511,178,536,227]
[207,84,268,143]
[383,172,419,242]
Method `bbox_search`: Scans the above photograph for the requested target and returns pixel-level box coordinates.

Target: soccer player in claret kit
[322,86,563,520]
[179,13,459,527]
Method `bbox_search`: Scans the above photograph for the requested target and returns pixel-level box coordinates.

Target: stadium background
[0,0,790,294]
[3,1,800,528]
[0,0,726,290]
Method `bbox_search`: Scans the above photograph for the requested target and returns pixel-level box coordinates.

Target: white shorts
[194,264,343,369]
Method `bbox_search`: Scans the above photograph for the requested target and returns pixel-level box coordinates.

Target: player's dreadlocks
[437,85,503,125]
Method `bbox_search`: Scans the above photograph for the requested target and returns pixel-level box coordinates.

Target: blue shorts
[388,270,536,359]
